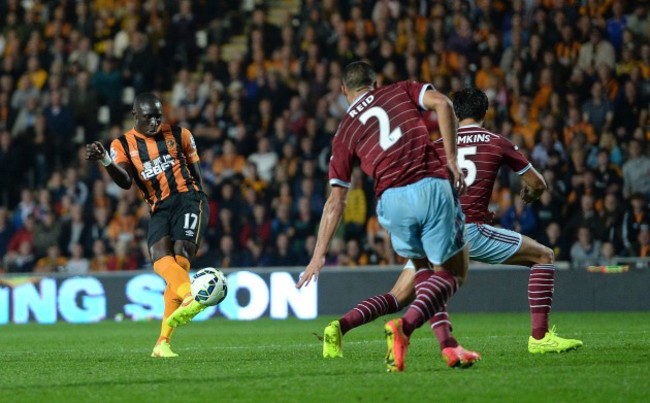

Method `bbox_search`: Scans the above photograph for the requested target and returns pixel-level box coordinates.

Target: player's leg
[383,178,476,371]
[150,236,189,357]
[152,253,193,354]
[429,245,481,368]
[398,179,468,336]
[323,268,413,358]
[504,235,583,353]
[166,191,210,328]
[147,201,190,357]
[406,179,479,368]
[428,222,521,363]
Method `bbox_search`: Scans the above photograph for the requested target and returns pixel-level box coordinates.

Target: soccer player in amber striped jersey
[296,61,479,372]
[324,88,582,365]
[86,93,210,358]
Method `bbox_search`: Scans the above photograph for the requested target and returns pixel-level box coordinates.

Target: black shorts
[147,191,209,248]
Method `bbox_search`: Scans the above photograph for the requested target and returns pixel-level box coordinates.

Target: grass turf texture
[1,312,648,402]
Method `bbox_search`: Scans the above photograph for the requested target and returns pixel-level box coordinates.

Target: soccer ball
[191,267,228,306]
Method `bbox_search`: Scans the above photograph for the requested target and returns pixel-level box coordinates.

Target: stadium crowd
[0,0,649,274]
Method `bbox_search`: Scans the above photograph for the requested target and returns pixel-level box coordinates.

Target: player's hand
[447,161,467,195]
[296,256,325,289]
[485,210,497,224]
[520,185,537,204]
[86,141,106,161]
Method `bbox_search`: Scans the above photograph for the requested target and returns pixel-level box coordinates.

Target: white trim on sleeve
[516,163,532,175]
[418,83,434,110]
[329,178,351,188]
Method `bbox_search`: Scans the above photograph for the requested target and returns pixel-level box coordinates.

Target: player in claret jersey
[86,93,209,358]
[295,61,478,372]
[322,88,582,365]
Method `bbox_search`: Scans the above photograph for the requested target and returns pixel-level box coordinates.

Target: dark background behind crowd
[0,0,648,274]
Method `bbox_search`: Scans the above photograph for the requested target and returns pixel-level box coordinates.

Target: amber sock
[159,286,182,341]
[153,256,192,299]
[175,255,191,272]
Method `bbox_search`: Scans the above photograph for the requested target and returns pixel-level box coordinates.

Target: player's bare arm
[520,167,547,204]
[296,185,348,289]
[187,161,204,191]
[85,141,132,189]
[422,90,466,195]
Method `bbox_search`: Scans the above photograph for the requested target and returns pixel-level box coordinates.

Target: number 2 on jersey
[458,146,477,187]
[359,107,403,150]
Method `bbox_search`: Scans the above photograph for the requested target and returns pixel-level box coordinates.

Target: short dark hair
[451,87,489,121]
[133,92,162,111]
[342,61,376,91]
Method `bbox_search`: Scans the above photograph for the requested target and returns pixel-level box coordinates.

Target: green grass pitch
[1,312,649,402]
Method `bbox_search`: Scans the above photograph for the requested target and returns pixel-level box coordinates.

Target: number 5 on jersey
[458,146,477,187]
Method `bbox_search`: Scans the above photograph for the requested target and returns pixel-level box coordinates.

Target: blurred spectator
[622,140,650,198]
[0,131,23,207]
[540,221,570,261]
[621,194,649,255]
[68,37,99,74]
[63,243,89,274]
[4,241,36,273]
[268,233,293,267]
[213,139,246,181]
[59,203,91,256]
[566,194,606,243]
[248,137,278,183]
[501,195,537,237]
[342,168,367,241]
[91,58,123,126]
[627,4,649,41]
[106,241,138,271]
[613,81,647,140]
[339,239,369,267]
[43,90,75,165]
[325,237,345,266]
[606,1,627,52]
[630,224,650,258]
[122,31,158,94]
[533,191,562,238]
[68,70,99,143]
[33,210,61,257]
[597,241,617,266]
[581,81,613,136]
[7,214,35,254]
[292,196,317,252]
[89,239,110,272]
[0,207,12,259]
[577,27,615,76]
[239,203,272,252]
[600,193,625,254]
[570,226,602,269]
[35,245,67,273]
[11,94,40,137]
[216,234,243,269]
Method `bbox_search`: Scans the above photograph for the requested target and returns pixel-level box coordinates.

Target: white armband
[100,151,112,167]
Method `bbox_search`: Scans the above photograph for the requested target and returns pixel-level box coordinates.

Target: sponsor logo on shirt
[141,154,175,180]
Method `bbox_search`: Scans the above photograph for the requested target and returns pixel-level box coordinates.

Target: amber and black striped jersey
[109,124,201,212]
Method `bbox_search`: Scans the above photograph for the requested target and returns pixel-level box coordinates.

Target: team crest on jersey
[166,139,176,149]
